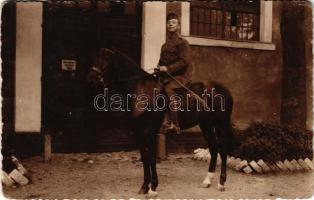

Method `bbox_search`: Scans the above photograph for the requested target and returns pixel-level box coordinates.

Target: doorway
[42,1,142,152]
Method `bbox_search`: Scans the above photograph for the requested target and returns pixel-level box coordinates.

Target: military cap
[166,12,179,21]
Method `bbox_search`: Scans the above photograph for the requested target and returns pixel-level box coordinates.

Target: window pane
[253,15,259,28]
[211,24,216,37]
[224,25,231,39]
[211,10,216,24]
[237,13,242,27]
[253,29,259,40]
[230,11,237,26]
[192,7,198,22]
[225,12,231,26]
[198,23,204,36]
[231,26,237,40]
[217,25,222,38]
[191,22,198,35]
[204,23,210,36]
[205,9,211,23]
[217,10,223,24]
[198,8,205,22]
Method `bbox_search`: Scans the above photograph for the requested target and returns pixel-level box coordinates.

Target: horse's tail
[208,81,233,115]
[208,81,234,154]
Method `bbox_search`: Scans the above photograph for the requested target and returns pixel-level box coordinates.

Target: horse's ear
[98,48,107,56]
[98,48,115,58]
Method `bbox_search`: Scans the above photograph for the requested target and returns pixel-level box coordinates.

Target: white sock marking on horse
[202,172,214,186]
[147,188,158,198]
[218,183,225,191]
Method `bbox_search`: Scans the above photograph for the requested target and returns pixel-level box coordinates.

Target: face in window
[166,19,180,33]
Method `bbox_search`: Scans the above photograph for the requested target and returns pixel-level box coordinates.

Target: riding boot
[160,113,171,133]
[169,109,180,134]
[160,111,180,134]
[161,112,171,130]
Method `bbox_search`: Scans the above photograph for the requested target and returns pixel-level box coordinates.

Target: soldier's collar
[167,32,181,41]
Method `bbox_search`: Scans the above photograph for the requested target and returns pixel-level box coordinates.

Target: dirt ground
[2,151,314,199]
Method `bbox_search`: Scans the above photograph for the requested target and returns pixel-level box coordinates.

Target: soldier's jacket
[158,33,193,87]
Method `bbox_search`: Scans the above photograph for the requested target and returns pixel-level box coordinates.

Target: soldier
[156,13,194,134]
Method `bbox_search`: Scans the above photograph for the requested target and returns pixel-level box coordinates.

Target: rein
[165,71,211,110]
[106,73,154,84]
[92,48,209,110]
[91,48,157,86]
[91,66,154,87]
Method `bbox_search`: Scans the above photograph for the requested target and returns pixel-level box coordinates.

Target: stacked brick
[193,148,314,173]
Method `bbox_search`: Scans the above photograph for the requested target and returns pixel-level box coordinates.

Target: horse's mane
[113,48,149,78]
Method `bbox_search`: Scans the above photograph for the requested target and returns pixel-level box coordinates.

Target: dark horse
[87,48,234,197]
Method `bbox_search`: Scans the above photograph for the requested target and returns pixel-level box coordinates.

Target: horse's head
[87,48,115,87]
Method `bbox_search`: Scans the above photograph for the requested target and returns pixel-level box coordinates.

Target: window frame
[189,2,261,41]
[181,1,275,50]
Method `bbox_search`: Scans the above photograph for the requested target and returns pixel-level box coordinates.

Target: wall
[2,1,16,150]
[304,2,313,130]
[141,2,166,72]
[167,2,284,129]
[15,2,42,132]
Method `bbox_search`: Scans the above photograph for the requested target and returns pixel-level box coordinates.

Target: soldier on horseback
[156,13,194,134]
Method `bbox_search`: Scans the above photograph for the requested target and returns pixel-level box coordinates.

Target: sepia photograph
[1,0,314,198]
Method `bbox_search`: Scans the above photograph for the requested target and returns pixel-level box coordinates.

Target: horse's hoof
[201,172,213,188]
[146,188,158,198]
[218,183,225,191]
[201,183,211,188]
[138,187,149,194]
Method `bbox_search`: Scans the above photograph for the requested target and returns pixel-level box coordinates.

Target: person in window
[156,13,193,134]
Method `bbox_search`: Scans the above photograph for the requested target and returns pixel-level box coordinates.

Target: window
[190,1,260,41]
[181,1,274,50]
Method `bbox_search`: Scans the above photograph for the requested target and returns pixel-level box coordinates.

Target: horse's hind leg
[216,121,233,191]
[199,120,217,188]
[218,134,227,191]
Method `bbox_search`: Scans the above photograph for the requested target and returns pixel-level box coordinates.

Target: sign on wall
[61,59,76,71]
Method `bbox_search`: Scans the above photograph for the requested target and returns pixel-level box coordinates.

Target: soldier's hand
[159,66,168,72]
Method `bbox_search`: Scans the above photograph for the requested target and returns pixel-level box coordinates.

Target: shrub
[231,121,313,162]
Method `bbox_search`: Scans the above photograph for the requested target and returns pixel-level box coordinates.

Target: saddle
[173,82,204,94]
[172,82,205,110]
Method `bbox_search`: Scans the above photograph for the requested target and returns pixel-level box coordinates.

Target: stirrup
[163,123,181,134]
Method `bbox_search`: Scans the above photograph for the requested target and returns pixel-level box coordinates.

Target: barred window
[190,1,260,41]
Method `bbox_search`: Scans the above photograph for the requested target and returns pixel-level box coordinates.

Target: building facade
[1,1,312,155]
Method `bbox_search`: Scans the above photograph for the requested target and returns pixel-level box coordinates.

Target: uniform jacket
[158,33,193,86]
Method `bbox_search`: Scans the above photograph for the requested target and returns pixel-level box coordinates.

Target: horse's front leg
[148,147,159,198]
[138,158,150,194]
[135,113,163,197]
[138,140,158,197]
[138,147,151,194]
[147,132,158,198]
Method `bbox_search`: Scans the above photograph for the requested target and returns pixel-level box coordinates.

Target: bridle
[90,48,154,87]
[90,66,105,85]
[89,48,116,86]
